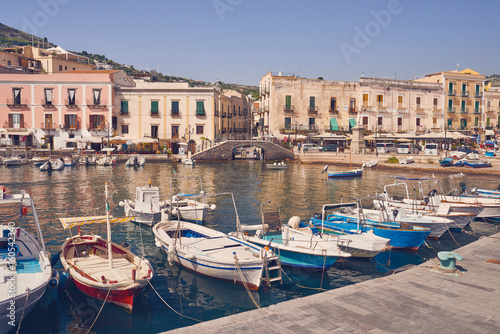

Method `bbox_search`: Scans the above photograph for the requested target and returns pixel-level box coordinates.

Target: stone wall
[192,140,295,161]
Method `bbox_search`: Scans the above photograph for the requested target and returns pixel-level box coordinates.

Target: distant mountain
[0,21,257,97]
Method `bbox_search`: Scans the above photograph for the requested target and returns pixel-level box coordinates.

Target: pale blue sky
[2,0,499,85]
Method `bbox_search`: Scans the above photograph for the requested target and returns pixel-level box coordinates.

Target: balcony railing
[460,108,469,114]
[150,110,160,116]
[284,105,294,114]
[473,108,481,114]
[6,99,28,108]
[65,99,79,108]
[348,108,357,114]
[432,107,442,112]
[222,112,227,118]
[474,92,483,98]
[88,123,106,131]
[329,108,339,114]
[120,108,129,115]
[447,107,456,113]
[41,122,58,130]
[308,106,318,114]
[41,100,56,108]
[171,109,180,116]
[196,109,206,116]
[64,121,81,130]
[461,91,469,97]
[4,121,29,129]
[86,100,107,108]
[448,90,456,96]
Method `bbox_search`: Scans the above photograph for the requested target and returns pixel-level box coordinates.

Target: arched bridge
[192,140,295,161]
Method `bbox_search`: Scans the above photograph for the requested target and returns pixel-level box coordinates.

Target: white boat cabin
[135,186,162,212]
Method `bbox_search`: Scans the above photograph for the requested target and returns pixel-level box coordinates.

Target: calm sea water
[1,161,499,333]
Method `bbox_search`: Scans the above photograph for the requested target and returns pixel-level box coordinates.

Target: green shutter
[285,95,291,109]
[447,118,452,129]
[196,101,204,115]
[121,101,128,113]
[487,118,490,126]
[310,96,315,108]
[151,101,159,113]
[172,101,179,114]
[475,117,479,127]
[349,119,356,128]
[330,118,339,131]
[448,99,453,108]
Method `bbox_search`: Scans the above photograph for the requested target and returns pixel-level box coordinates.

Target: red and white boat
[59,184,153,311]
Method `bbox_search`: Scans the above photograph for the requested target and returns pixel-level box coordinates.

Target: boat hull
[123,200,163,226]
[328,169,362,178]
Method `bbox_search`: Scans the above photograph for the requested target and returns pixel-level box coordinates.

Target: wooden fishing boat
[59,184,153,311]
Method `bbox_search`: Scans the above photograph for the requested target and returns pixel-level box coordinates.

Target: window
[349,98,356,111]
[7,60,11,66]
[121,101,128,113]
[92,89,101,106]
[284,117,291,130]
[475,117,479,127]
[462,83,467,95]
[362,93,369,107]
[433,117,437,125]
[285,95,292,110]
[398,95,403,108]
[433,98,438,107]
[397,117,403,126]
[196,125,204,134]
[377,94,383,107]
[362,116,368,126]
[172,125,179,139]
[44,89,53,106]
[487,117,490,127]
[330,97,336,111]
[378,116,383,126]
[309,117,315,130]
[171,101,179,114]
[416,97,421,108]
[89,115,104,130]
[309,96,315,109]
[12,88,21,105]
[64,114,78,129]
[151,125,158,138]
[448,82,454,94]
[475,101,480,113]
[416,117,421,127]
[65,66,67,70]
[151,101,159,115]
[196,101,205,115]
[67,89,76,106]
[448,99,453,112]
[238,106,241,116]
[447,118,452,130]
[475,84,481,96]
[112,116,117,131]
[121,124,129,134]
[59,65,63,71]
[461,118,467,130]
[9,113,23,128]
[233,105,236,116]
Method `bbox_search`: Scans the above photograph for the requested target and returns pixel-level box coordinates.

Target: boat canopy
[59,215,134,229]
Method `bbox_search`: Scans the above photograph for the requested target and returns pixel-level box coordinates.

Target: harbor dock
[167,232,500,333]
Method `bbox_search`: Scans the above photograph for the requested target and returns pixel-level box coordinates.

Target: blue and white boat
[439,157,454,167]
[234,203,351,269]
[310,201,431,250]
[464,160,492,168]
[0,189,52,332]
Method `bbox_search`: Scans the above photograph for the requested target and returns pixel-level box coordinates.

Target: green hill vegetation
[486,74,500,87]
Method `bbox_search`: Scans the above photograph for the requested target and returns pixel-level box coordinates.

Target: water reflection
[1,162,498,333]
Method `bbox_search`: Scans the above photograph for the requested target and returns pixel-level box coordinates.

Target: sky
[1,0,499,86]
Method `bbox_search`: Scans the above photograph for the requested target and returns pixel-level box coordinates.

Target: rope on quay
[15,289,30,334]
[147,279,202,323]
[233,254,260,309]
[86,285,112,334]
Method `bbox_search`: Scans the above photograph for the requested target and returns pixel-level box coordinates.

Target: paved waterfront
[167,232,500,333]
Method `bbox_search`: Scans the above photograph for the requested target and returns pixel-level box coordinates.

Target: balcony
[283,105,294,114]
[41,122,58,130]
[486,107,495,113]
[329,108,339,114]
[461,91,469,97]
[196,109,206,116]
[222,112,227,118]
[448,90,456,96]
[64,122,81,130]
[447,107,456,113]
[120,108,129,115]
[307,106,318,114]
[473,108,481,114]
[65,99,79,109]
[88,123,106,131]
[150,110,160,117]
[171,109,180,116]
[348,108,357,115]
[377,104,387,110]
[4,121,29,129]
[86,99,107,109]
[6,99,28,108]
[228,113,232,119]
[460,107,469,114]
[474,92,483,98]
[432,108,442,112]
[415,105,424,112]
[41,100,56,109]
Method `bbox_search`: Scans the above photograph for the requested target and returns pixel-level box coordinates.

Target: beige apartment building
[259,69,498,139]
[219,89,250,137]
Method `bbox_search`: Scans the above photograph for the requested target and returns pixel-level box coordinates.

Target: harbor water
[1,161,499,333]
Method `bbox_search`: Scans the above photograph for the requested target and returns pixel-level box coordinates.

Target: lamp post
[185,124,194,154]
[375,122,378,157]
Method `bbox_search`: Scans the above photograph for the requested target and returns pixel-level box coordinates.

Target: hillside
[487,74,500,87]
[0,22,258,97]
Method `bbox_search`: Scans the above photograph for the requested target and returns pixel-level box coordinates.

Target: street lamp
[185,125,194,154]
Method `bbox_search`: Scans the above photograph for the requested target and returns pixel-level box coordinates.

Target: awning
[7,130,33,136]
[349,119,356,128]
[485,130,495,136]
[330,118,339,131]
[59,215,134,229]
[102,147,116,152]
[133,137,158,144]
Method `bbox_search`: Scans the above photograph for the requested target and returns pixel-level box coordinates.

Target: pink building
[0,70,134,148]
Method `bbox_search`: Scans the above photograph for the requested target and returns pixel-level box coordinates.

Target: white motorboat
[362,159,378,168]
[182,158,195,166]
[125,155,145,167]
[119,181,166,226]
[153,218,281,290]
[3,156,29,166]
[59,184,153,311]
[39,157,65,171]
[0,188,52,332]
[399,157,414,164]
[232,203,351,269]
[96,156,115,166]
[63,156,76,167]
[31,156,49,166]
[266,162,288,169]
[79,156,88,165]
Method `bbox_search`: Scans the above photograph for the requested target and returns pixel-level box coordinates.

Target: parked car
[397,143,420,154]
[376,142,398,154]
[302,143,323,151]
[423,143,439,155]
[321,144,339,152]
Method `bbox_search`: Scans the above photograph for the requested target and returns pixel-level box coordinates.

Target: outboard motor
[459,182,467,194]
[392,209,399,219]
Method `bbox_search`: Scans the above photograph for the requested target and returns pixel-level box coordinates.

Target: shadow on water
[1,162,497,333]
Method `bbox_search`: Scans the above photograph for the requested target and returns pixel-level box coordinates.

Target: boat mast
[105,183,113,269]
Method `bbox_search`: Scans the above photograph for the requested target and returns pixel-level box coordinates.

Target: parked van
[397,143,419,154]
[423,143,438,155]
[376,142,397,154]
[302,143,323,152]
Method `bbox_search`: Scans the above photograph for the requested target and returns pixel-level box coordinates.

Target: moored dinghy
[59,184,154,311]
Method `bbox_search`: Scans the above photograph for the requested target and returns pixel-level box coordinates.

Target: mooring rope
[233,254,260,309]
[147,279,202,323]
[86,285,113,334]
[318,250,327,290]
[280,268,327,292]
[15,289,30,334]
